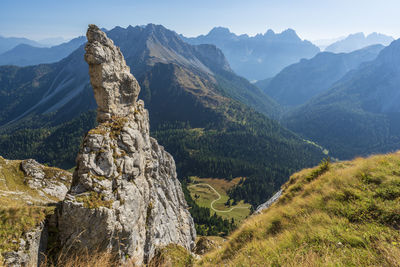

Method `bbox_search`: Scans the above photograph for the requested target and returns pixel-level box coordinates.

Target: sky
[1,0,400,42]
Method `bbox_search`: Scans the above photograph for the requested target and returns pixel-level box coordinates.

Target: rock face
[57,24,196,265]
[2,222,48,267]
[254,189,283,214]
[21,159,71,200]
[85,24,140,123]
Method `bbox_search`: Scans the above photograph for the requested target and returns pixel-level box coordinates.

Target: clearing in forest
[188,176,251,224]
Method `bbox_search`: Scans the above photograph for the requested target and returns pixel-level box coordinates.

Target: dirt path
[188,183,249,213]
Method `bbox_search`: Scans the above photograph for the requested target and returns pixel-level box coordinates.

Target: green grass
[188,177,251,224]
[0,156,70,262]
[198,152,400,266]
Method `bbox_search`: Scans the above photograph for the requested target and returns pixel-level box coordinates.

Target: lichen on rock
[57,24,196,265]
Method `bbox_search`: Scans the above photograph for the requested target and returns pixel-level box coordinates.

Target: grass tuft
[75,192,113,209]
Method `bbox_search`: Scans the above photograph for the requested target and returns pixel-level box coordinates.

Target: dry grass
[42,245,192,267]
[0,157,55,261]
[41,249,136,267]
[148,244,193,267]
[197,152,400,266]
[75,191,113,209]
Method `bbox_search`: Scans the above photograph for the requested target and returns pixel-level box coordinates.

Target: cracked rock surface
[57,24,196,265]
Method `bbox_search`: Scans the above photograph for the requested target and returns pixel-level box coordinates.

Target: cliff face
[57,25,196,265]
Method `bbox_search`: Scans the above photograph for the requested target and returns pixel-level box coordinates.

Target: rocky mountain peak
[85,24,140,123]
[57,25,196,265]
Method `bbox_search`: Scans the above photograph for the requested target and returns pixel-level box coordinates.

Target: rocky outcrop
[21,159,71,200]
[193,237,221,255]
[254,189,283,214]
[0,156,72,267]
[85,24,140,123]
[57,24,196,265]
[2,222,48,267]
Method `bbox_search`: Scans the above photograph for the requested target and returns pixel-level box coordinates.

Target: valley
[1,2,400,265]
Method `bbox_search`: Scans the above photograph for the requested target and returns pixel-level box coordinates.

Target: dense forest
[0,111,96,169]
[0,100,324,207]
[152,105,324,207]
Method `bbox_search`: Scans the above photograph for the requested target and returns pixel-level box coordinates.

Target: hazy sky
[1,0,399,41]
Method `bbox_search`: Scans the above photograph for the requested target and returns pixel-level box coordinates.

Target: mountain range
[181,27,320,80]
[257,44,384,107]
[0,36,86,66]
[0,24,324,207]
[325,32,394,53]
[283,38,400,159]
[2,24,399,206]
[1,23,400,265]
[0,35,44,54]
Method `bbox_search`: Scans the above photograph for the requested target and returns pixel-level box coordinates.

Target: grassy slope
[0,156,68,260]
[198,152,400,266]
[188,177,251,223]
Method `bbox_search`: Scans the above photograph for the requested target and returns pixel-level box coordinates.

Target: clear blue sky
[1,0,399,41]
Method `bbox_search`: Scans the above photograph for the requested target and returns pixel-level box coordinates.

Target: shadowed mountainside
[283,39,400,159]
[258,44,384,107]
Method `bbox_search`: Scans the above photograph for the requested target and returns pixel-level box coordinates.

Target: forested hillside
[284,39,400,159]
[0,24,325,208]
[258,44,383,107]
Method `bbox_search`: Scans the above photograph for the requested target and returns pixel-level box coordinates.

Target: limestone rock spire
[85,24,140,123]
[57,25,196,265]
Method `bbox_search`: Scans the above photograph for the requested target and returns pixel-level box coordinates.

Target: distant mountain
[312,36,346,50]
[0,35,43,54]
[181,27,320,80]
[283,39,400,159]
[325,32,394,53]
[0,36,86,66]
[258,44,384,107]
[38,37,69,46]
[0,24,324,207]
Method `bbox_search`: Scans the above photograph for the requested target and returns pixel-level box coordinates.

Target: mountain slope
[0,36,86,66]
[0,35,43,54]
[106,25,281,119]
[0,47,94,126]
[0,24,324,207]
[283,39,400,159]
[199,152,400,266]
[325,32,394,53]
[181,27,320,80]
[258,44,384,107]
